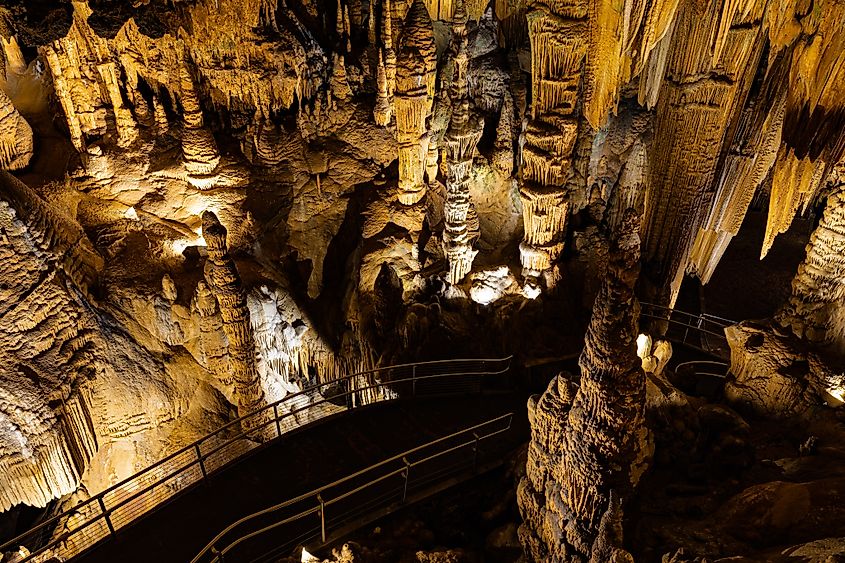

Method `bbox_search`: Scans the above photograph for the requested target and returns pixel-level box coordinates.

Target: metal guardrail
[675,360,731,379]
[2,356,513,562]
[639,302,735,358]
[191,413,515,563]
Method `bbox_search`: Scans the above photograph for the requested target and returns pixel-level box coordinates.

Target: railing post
[401,457,410,503]
[472,432,480,472]
[98,497,115,537]
[318,494,326,543]
[273,403,282,438]
[195,443,208,482]
[412,365,417,396]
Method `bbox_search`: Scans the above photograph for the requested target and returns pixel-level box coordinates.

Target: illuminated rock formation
[0,171,102,511]
[441,39,482,285]
[776,187,845,351]
[373,50,393,126]
[202,211,267,425]
[517,0,586,290]
[180,60,222,187]
[394,0,436,206]
[518,209,648,561]
[641,0,767,306]
[0,88,32,170]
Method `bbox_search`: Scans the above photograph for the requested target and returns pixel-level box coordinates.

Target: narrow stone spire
[202,211,268,429]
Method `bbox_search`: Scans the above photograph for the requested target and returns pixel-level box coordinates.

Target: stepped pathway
[78,394,528,563]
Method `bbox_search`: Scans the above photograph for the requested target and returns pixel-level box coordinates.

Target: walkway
[77,394,528,563]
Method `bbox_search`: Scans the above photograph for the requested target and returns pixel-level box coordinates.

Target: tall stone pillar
[202,211,268,429]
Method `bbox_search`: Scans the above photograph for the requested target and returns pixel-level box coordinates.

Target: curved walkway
[2,358,512,562]
[77,394,528,563]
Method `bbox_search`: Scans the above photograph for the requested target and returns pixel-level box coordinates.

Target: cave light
[636,333,651,360]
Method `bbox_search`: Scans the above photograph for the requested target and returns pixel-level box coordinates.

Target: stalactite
[761,145,827,259]
[202,211,268,429]
[373,50,393,126]
[179,60,222,187]
[688,53,789,283]
[518,209,648,561]
[641,0,767,307]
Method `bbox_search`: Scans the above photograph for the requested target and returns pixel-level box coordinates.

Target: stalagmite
[394,0,436,206]
[194,280,234,393]
[775,186,845,351]
[518,209,648,561]
[202,211,268,429]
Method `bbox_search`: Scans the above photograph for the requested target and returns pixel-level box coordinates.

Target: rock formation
[394,0,436,206]
[441,35,482,285]
[202,211,267,426]
[518,209,648,561]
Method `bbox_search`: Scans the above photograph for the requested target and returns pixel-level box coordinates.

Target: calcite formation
[518,210,648,562]
[441,33,482,285]
[202,211,268,425]
[395,0,436,206]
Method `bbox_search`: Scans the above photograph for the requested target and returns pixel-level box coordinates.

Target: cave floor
[76,393,529,563]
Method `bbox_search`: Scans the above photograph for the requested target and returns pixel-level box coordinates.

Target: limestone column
[202,211,267,427]
[517,2,587,293]
[394,0,436,206]
[441,38,482,284]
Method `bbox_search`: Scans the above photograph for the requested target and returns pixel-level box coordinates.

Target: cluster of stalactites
[441,38,482,285]
[201,211,268,428]
[640,0,769,306]
[394,0,437,206]
[40,1,140,152]
[518,209,646,562]
[653,0,845,304]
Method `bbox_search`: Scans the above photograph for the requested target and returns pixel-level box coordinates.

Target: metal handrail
[192,413,515,563]
[675,360,731,379]
[4,356,513,562]
[639,302,736,355]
